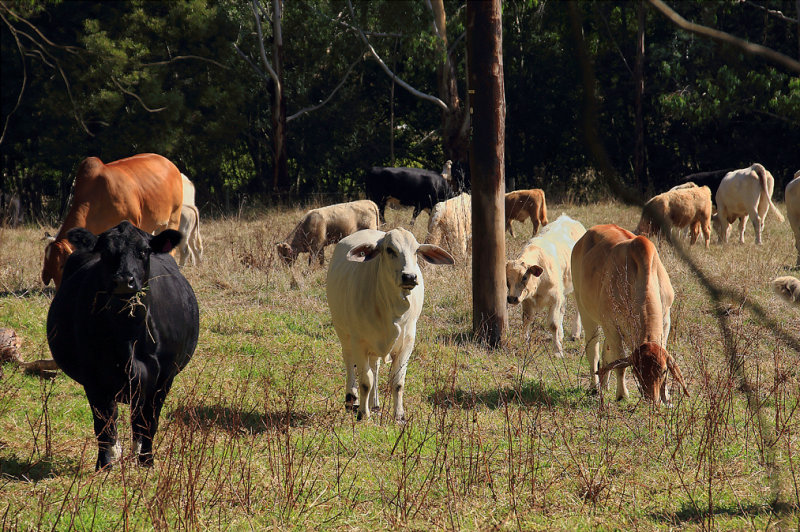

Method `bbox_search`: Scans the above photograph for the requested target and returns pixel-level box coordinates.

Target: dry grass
[1,199,799,529]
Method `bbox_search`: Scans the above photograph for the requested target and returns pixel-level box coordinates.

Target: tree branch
[141,55,230,70]
[287,53,364,122]
[737,0,798,23]
[109,77,167,113]
[233,43,270,82]
[345,0,448,111]
[647,0,800,73]
[251,0,280,88]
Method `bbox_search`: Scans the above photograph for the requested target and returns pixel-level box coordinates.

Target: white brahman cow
[326,228,454,421]
[712,163,784,245]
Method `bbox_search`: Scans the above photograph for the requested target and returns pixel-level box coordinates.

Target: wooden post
[467,0,506,347]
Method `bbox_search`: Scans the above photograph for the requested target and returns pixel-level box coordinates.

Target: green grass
[1,200,799,529]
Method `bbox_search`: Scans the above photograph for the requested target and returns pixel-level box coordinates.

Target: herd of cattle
[5,152,799,469]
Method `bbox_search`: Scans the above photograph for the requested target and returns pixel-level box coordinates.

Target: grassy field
[1,199,799,530]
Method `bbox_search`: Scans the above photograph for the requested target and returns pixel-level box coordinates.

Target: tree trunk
[633,0,646,190]
[271,0,289,194]
[467,0,506,347]
[432,0,470,177]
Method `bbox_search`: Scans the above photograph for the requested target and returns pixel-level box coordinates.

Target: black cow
[47,221,199,470]
[673,168,735,195]
[366,166,455,225]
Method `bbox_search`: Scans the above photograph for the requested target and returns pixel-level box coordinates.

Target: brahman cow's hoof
[344,393,359,411]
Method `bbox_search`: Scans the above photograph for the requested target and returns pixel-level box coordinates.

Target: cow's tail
[773,276,800,305]
[754,164,785,223]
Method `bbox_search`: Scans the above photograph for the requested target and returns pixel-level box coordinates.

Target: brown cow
[571,224,688,404]
[635,185,713,247]
[41,154,183,288]
[505,189,548,237]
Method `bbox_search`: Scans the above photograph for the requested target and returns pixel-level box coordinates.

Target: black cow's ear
[67,228,97,251]
[151,230,183,254]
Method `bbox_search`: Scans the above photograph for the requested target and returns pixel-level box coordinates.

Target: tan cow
[425,193,471,257]
[505,189,548,237]
[635,185,713,247]
[571,224,688,403]
[181,173,196,206]
[773,276,800,305]
[712,163,784,245]
[277,200,380,266]
[785,170,800,266]
[176,204,204,267]
[41,153,183,288]
[506,214,586,356]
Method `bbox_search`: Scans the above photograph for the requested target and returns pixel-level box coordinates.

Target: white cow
[425,192,471,257]
[785,170,800,266]
[176,204,203,267]
[181,173,196,207]
[712,163,784,244]
[571,224,688,403]
[506,214,586,356]
[326,228,454,421]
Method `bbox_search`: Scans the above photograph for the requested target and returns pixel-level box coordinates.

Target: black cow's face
[67,221,182,295]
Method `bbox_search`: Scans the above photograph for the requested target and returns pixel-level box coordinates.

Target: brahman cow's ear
[67,228,97,252]
[527,264,544,277]
[347,243,380,262]
[596,356,632,380]
[151,230,183,254]
[666,354,689,397]
[417,244,455,265]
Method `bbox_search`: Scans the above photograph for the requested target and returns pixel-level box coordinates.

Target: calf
[785,170,800,266]
[773,276,800,305]
[425,193,472,257]
[712,163,785,245]
[365,166,455,225]
[47,221,199,470]
[506,214,586,356]
[277,200,379,266]
[571,224,688,403]
[635,185,713,247]
[505,189,548,237]
[326,228,454,421]
[176,204,204,267]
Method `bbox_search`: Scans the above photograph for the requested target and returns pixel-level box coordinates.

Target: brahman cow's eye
[386,247,397,257]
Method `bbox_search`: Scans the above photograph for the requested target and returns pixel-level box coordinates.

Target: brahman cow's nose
[507,295,519,304]
[401,273,417,286]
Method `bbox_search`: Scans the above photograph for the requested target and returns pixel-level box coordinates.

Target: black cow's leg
[410,206,421,227]
[132,376,174,466]
[378,200,387,224]
[87,391,120,470]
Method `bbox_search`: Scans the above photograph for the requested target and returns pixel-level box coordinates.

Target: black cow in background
[47,221,199,470]
[672,168,735,195]
[366,166,457,225]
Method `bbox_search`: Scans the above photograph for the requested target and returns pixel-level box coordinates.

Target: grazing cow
[41,153,183,288]
[177,204,204,267]
[326,228,454,421]
[365,166,455,225]
[506,214,586,356]
[277,200,380,266]
[182,173,196,206]
[505,189,548,237]
[47,221,199,470]
[712,163,785,245]
[425,193,472,257]
[635,185,713,247]
[786,170,800,266]
[773,276,800,305]
[571,224,688,403]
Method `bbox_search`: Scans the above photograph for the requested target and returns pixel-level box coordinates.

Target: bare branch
[288,53,365,122]
[0,9,27,145]
[345,0,448,111]
[647,0,800,73]
[109,77,167,113]
[141,55,230,70]
[233,43,270,82]
[251,0,280,88]
[737,0,798,23]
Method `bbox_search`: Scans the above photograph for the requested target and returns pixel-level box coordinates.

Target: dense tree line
[1,0,798,222]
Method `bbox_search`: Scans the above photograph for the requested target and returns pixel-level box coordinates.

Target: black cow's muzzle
[113,274,138,294]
